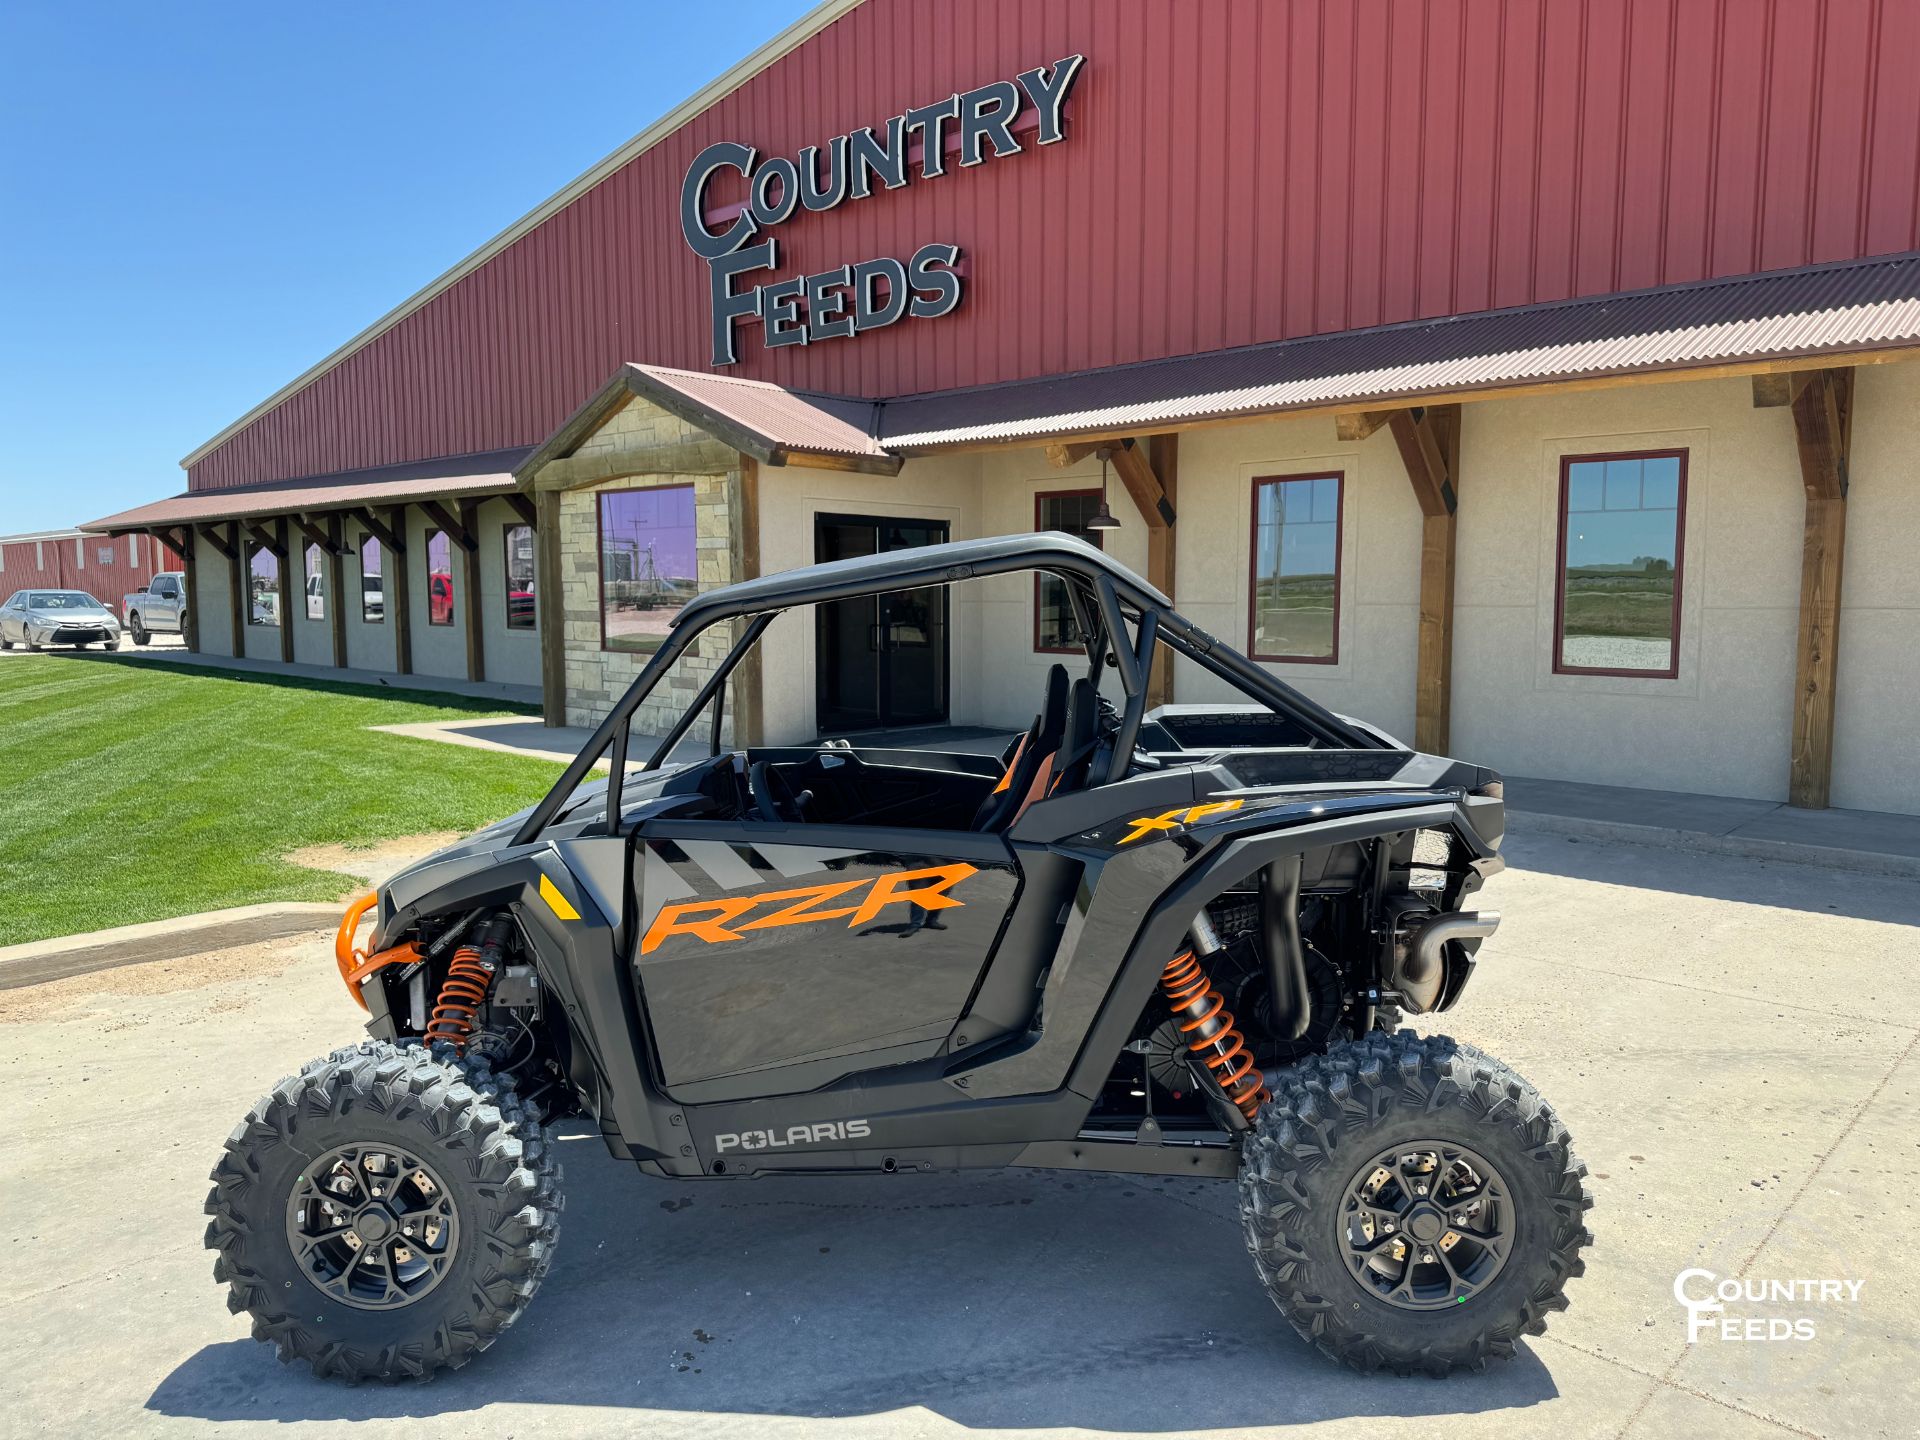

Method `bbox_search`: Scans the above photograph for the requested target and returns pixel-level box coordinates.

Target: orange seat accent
[991,733,1028,795]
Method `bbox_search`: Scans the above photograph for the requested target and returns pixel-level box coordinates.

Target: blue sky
[0,0,816,535]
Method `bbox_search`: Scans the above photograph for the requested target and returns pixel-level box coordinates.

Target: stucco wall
[190,530,233,657]
[289,539,332,665]
[1172,415,1423,743]
[756,453,985,743]
[1449,378,1803,800]
[405,507,465,680]
[477,496,541,688]
[1831,362,1920,814]
[342,522,396,673]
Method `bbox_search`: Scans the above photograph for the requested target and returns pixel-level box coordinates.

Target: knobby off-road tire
[205,1039,562,1381]
[1239,1030,1591,1376]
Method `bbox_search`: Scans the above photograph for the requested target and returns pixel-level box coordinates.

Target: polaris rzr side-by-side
[206,533,1591,1380]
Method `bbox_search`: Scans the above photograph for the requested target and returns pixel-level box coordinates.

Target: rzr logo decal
[1118,799,1245,845]
[640,862,978,955]
[714,1119,872,1153]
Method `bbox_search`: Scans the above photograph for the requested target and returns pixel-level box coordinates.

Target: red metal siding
[190,0,1920,492]
[1,533,183,603]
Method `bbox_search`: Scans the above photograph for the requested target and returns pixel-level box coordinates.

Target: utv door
[628,817,1018,1100]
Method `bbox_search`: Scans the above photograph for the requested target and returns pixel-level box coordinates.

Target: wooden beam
[241,520,285,559]
[504,492,538,529]
[1146,434,1178,708]
[276,517,294,663]
[1786,368,1854,809]
[291,512,341,555]
[1108,439,1176,527]
[528,441,739,491]
[536,489,565,726]
[460,499,485,682]
[421,498,478,554]
[180,529,199,652]
[1044,440,1105,469]
[195,522,235,562]
[1334,409,1396,441]
[326,513,346,668]
[350,506,405,555]
[388,506,412,676]
[776,448,903,476]
[1387,406,1457,516]
[731,457,763,747]
[224,523,244,657]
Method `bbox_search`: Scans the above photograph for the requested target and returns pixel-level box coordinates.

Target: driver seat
[971,664,1069,832]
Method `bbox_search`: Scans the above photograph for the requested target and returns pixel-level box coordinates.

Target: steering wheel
[748,761,809,824]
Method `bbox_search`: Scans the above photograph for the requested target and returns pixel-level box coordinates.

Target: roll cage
[512,532,1383,846]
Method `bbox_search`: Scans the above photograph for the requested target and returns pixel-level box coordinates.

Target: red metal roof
[630,366,883,459]
[81,450,526,533]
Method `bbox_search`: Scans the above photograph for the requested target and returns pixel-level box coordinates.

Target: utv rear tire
[1239,1031,1591,1376]
[204,1040,562,1380]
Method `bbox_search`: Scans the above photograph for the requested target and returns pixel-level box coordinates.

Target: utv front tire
[1239,1031,1591,1375]
[204,1040,562,1380]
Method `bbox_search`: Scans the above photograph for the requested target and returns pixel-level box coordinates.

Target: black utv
[206,534,1591,1380]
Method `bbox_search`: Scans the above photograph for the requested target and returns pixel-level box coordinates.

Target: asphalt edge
[0,903,341,991]
[1508,807,1920,880]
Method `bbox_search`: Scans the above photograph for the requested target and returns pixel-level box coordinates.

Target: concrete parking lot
[1,829,1914,1439]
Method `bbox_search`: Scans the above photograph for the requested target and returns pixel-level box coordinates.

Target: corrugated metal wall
[191,0,1920,491]
[0,533,183,602]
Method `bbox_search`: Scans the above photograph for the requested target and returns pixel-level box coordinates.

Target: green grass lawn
[0,656,568,946]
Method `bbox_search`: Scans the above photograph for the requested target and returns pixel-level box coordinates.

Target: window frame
[1551,447,1689,681]
[1246,470,1344,666]
[245,539,281,628]
[503,521,536,631]
[596,482,698,655]
[1032,487,1104,654]
[359,532,385,624]
[425,527,454,627]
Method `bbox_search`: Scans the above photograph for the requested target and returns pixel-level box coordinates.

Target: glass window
[1034,489,1102,652]
[504,524,536,630]
[360,533,384,624]
[1555,450,1686,676]
[304,543,324,621]
[598,486,697,653]
[247,542,280,627]
[1249,473,1342,662]
[426,529,453,626]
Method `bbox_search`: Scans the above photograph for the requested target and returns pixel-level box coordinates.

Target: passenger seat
[971,665,1069,831]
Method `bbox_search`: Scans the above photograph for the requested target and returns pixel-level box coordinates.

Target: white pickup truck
[122,572,189,645]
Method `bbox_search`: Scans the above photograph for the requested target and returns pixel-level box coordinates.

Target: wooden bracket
[242,520,285,559]
[1334,409,1397,442]
[1107,439,1177,527]
[290,513,343,555]
[195,523,236,561]
[350,507,405,555]
[504,492,538,529]
[1789,369,1853,499]
[1387,406,1459,516]
[421,498,479,554]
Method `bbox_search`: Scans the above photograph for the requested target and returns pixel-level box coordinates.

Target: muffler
[1395,910,1501,1013]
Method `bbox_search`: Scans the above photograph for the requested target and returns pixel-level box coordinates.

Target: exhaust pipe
[1260,856,1312,1040]
[1397,910,1501,1012]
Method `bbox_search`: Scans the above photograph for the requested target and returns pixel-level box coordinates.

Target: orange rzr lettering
[640,863,980,955]
[1118,798,1244,845]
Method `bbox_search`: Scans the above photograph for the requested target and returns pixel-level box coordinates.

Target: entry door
[815,515,949,732]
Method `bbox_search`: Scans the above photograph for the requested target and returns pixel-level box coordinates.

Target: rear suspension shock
[1160,911,1269,1124]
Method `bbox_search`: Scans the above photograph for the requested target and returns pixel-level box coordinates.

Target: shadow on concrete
[51,649,539,717]
[1501,829,1920,926]
[147,1136,1560,1431]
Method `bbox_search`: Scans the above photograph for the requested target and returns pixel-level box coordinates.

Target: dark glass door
[815,514,949,732]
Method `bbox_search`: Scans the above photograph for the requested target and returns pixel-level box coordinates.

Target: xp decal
[639,862,979,955]
[1119,799,1244,845]
[713,1119,873,1153]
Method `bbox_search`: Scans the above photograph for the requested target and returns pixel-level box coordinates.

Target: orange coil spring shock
[423,945,494,1051]
[1161,949,1269,1121]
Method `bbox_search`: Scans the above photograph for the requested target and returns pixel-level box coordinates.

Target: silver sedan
[0,589,123,650]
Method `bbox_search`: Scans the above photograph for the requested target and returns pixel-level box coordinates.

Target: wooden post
[730,457,763,747]
[326,514,347,667]
[1385,405,1461,754]
[1786,369,1854,809]
[179,528,200,652]
[458,499,486,682]
[536,489,565,726]
[387,505,412,676]
[224,522,244,656]
[275,517,294,663]
[1147,434,1178,707]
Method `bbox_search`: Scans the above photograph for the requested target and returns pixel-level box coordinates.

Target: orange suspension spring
[423,945,494,1052]
[1161,949,1269,1121]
